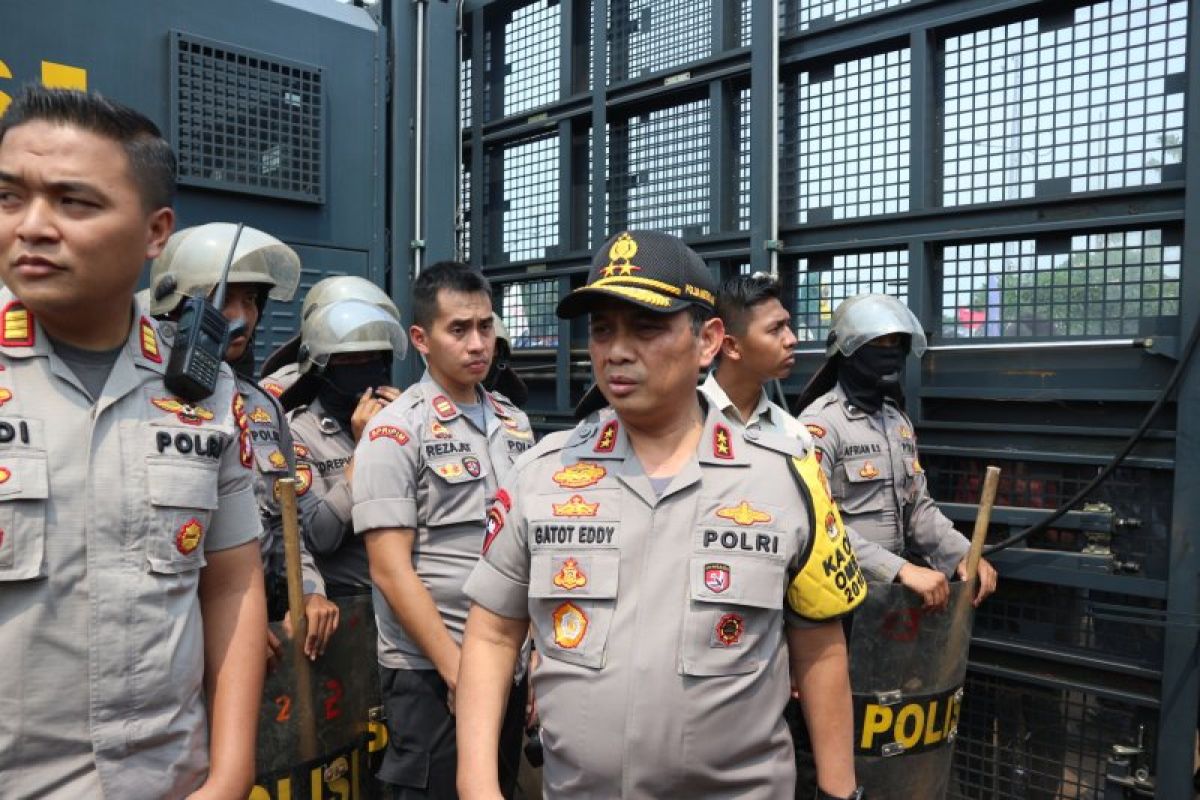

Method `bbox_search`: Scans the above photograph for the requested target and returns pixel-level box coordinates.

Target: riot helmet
[826,293,927,358]
[297,298,407,375]
[485,312,529,407]
[148,222,301,316]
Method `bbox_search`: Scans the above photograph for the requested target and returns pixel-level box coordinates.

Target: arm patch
[786,452,868,621]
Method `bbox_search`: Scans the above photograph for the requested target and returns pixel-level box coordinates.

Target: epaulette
[513,428,571,472]
[742,426,808,460]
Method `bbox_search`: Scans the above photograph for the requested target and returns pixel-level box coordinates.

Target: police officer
[0,86,265,796]
[287,296,406,596]
[795,294,998,608]
[456,231,864,800]
[352,260,534,799]
[148,222,340,661]
[260,274,400,402]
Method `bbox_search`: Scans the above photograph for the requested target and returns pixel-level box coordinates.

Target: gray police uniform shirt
[260,361,300,400]
[798,382,969,581]
[701,373,900,583]
[0,293,261,798]
[288,398,363,590]
[237,375,324,597]
[464,397,818,799]
[352,373,534,670]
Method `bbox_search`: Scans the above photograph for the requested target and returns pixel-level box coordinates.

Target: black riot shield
[250,594,385,800]
[848,581,974,799]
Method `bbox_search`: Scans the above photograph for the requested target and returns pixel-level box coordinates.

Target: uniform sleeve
[847,522,906,584]
[351,411,420,534]
[302,478,352,555]
[260,413,327,596]
[463,477,532,621]
[206,392,263,552]
[905,460,970,576]
[294,483,327,596]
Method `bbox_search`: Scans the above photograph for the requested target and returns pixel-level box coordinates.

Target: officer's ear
[719,332,742,362]
[409,324,430,357]
[698,316,724,370]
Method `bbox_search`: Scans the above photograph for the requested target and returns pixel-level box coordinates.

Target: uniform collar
[307,396,345,435]
[700,372,774,429]
[419,370,498,430]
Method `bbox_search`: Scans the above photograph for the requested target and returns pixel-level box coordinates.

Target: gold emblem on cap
[600,232,643,278]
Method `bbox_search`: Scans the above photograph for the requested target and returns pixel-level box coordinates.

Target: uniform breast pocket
[681,555,785,677]
[529,548,618,669]
[145,457,220,573]
[423,455,488,527]
[837,457,889,514]
[0,451,50,580]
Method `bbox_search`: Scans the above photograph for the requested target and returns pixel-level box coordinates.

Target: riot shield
[849,581,974,799]
[250,594,385,799]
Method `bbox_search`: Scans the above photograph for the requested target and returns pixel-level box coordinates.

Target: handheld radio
[163,223,245,401]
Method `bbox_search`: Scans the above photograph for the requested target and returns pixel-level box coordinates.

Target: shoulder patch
[369,425,411,446]
[261,380,285,398]
[805,423,826,439]
[432,394,457,420]
[139,317,162,363]
[293,442,311,460]
[1,301,35,347]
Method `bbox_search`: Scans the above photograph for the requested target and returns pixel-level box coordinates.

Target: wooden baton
[965,465,1002,582]
[277,477,318,761]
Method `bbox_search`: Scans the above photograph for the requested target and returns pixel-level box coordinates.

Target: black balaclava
[316,356,392,423]
[837,339,908,413]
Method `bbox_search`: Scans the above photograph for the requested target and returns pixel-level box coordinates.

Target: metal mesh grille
[939,228,1182,339]
[493,0,560,120]
[740,0,753,47]
[943,1,1188,207]
[780,48,911,223]
[951,672,1155,800]
[781,0,910,36]
[607,99,711,238]
[610,0,712,81]
[458,163,471,262]
[461,31,473,130]
[172,33,324,203]
[737,87,751,231]
[791,250,909,343]
[487,134,559,263]
[499,278,560,349]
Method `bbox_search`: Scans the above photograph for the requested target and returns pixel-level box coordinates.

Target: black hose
[985,318,1200,555]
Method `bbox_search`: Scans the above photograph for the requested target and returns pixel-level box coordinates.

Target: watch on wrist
[816,788,865,800]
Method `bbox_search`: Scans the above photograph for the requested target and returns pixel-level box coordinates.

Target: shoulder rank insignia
[262,380,285,398]
[293,443,311,460]
[552,602,588,649]
[553,557,588,591]
[153,397,216,426]
[432,394,457,420]
[175,518,204,555]
[553,494,599,517]
[716,501,772,526]
[139,317,162,363]
[714,613,744,647]
[805,423,826,439]
[430,419,453,439]
[250,406,272,424]
[268,450,287,470]
[898,425,913,439]
[594,420,618,453]
[369,425,410,446]
[912,458,924,474]
[859,461,880,479]
[0,301,34,347]
[0,388,12,408]
[436,462,464,479]
[552,461,607,489]
[712,423,734,460]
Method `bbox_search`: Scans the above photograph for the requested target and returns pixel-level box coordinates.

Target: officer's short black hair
[0,85,176,211]
[412,261,493,329]
[716,273,782,336]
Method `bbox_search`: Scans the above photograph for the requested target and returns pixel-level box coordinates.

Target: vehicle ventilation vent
[170,32,325,204]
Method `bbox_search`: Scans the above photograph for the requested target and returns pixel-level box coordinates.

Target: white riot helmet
[301,275,400,323]
[297,298,407,375]
[826,294,928,358]
[148,222,301,316]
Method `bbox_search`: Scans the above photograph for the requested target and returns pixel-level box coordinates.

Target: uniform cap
[556,230,717,319]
